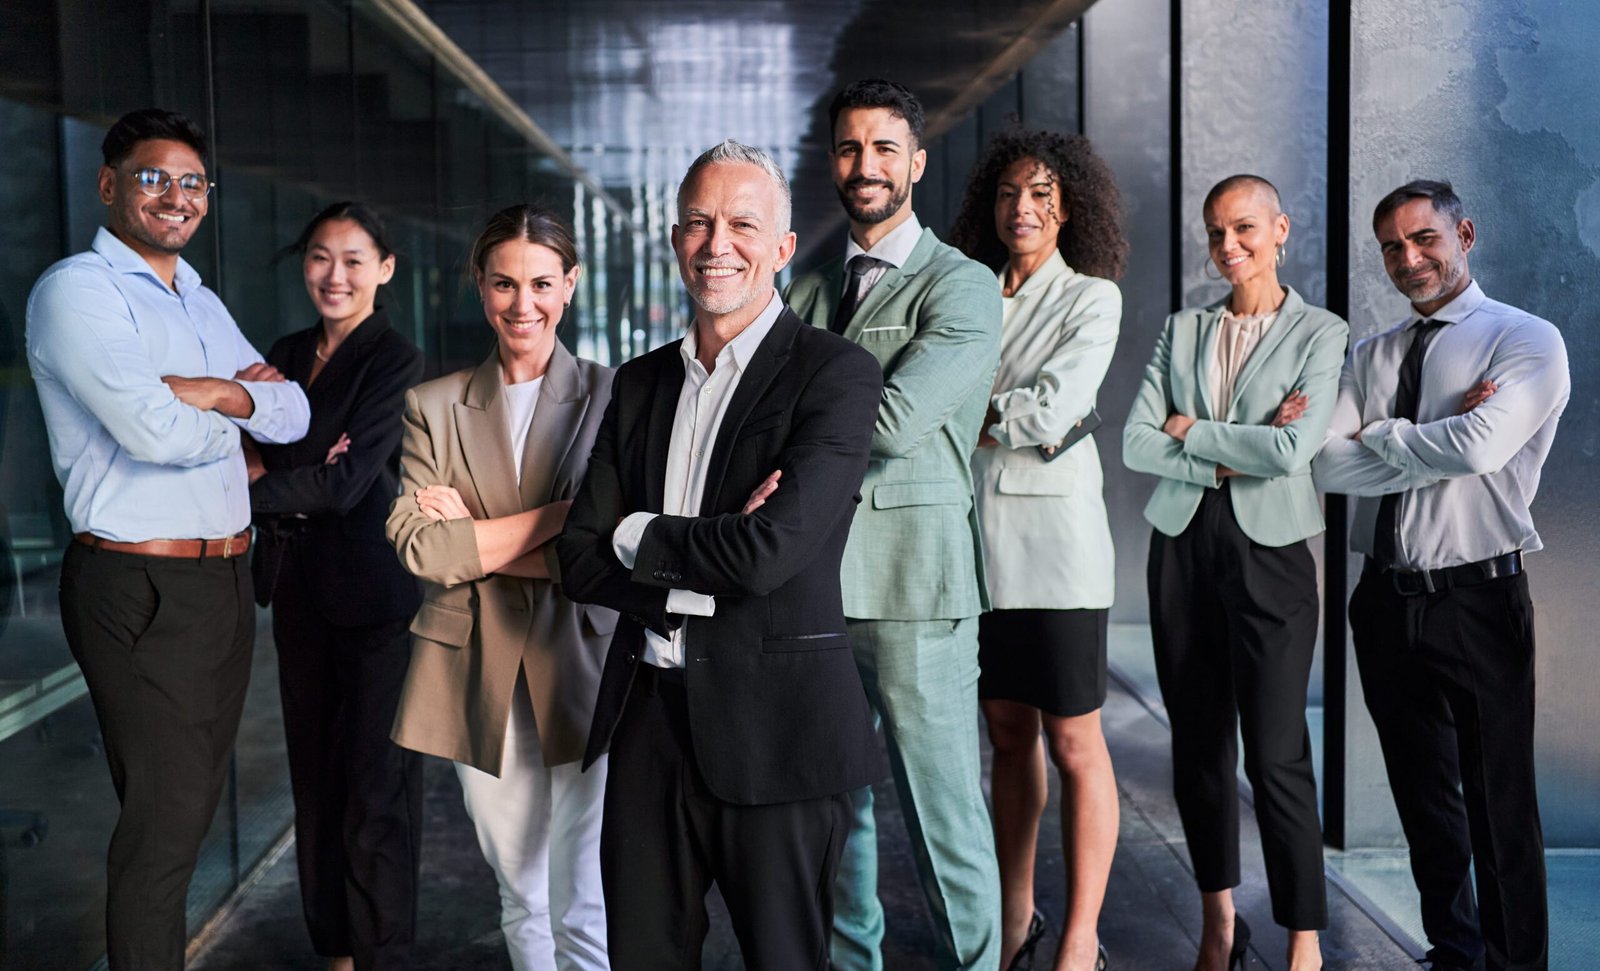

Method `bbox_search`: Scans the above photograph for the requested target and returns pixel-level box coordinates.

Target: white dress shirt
[1312,281,1569,570]
[611,290,785,667]
[1209,308,1279,423]
[841,212,923,306]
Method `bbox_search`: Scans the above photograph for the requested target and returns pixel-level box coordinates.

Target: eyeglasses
[130,167,214,201]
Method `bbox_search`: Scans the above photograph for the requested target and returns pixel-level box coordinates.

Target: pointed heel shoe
[1229,915,1251,970]
[1005,909,1050,971]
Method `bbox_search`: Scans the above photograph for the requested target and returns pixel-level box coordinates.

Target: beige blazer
[387,344,616,772]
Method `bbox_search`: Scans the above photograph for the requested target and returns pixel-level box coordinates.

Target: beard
[115,206,198,255]
[685,268,763,317]
[1396,252,1467,304]
[835,176,910,225]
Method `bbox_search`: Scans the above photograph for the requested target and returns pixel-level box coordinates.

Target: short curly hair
[948,129,1128,281]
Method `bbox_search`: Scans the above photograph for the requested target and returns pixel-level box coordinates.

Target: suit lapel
[454,351,522,519]
[842,228,934,342]
[698,310,797,514]
[517,342,585,509]
[1229,288,1306,409]
[1194,302,1226,419]
[643,344,685,515]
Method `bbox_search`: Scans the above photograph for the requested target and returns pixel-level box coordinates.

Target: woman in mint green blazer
[953,130,1124,971]
[1123,175,1347,971]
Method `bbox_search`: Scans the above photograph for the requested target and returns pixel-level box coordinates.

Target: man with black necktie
[1313,180,1569,971]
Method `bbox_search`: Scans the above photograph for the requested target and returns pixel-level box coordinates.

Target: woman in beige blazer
[386,205,615,971]
[951,130,1126,971]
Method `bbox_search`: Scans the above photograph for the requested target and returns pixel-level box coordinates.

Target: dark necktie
[831,255,880,334]
[1372,318,1448,566]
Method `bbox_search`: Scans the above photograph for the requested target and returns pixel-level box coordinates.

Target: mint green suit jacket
[786,228,1002,620]
[1122,287,1348,548]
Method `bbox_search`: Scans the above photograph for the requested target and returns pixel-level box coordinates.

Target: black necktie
[831,255,880,334]
[1372,318,1448,566]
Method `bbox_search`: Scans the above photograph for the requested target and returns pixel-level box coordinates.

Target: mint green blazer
[1122,287,1348,548]
[786,228,1001,620]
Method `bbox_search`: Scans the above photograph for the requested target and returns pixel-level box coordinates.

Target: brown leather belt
[74,530,252,559]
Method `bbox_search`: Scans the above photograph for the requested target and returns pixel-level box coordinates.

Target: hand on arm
[414,484,572,576]
[162,375,257,419]
[1360,320,1568,479]
[242,437,266,484]
[989,280,1121,450]
[1178,318,1349,478]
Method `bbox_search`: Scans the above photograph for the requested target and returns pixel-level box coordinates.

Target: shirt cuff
[611,511,656,569]
[666,589,716,617]
[1359,418,1401,459]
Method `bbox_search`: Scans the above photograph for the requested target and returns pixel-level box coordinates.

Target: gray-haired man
[559,141,885,969]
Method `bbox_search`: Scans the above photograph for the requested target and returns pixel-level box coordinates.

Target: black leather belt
[1368,551,1523,596]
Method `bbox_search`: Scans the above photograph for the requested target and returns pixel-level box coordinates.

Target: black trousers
[1351,565,1546,971]
[600,665,850,971]
[272,556,422,971]
[59,541,255,971]
[1147,486,1327,930]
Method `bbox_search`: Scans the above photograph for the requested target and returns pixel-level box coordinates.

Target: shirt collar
[681,288,784,374]
[1410,279,1485,328]
[844,212,923,269]
[92,226,202,295]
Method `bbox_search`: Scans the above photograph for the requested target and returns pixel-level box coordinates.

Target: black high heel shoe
[1228,915,1252,970]
[1005,909,1049,971]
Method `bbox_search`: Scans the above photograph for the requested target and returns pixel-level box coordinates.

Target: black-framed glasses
[130,167,214,201]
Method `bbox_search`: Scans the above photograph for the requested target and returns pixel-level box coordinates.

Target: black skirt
[978,608,1109,717]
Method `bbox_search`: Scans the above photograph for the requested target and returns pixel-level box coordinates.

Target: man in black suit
[557,140,883,970]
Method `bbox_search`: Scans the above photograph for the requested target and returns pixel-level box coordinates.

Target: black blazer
[558,308,885,806]
[251,309,424,627]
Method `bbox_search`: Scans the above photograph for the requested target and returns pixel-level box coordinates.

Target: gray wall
[1347,0,1600,845]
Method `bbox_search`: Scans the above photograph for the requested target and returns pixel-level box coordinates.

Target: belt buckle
[222,535,236,558]
[1421,569,1436,594]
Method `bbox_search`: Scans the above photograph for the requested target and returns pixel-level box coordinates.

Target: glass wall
[0,2,643,967]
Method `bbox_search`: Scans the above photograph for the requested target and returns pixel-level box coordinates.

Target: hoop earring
[1276,244,1287,267]
[1203,255,1224,281]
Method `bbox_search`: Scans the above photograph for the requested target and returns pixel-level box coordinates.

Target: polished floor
[187,627,1423,971]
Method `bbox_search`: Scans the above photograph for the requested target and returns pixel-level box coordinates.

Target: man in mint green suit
[786,79,1002,971]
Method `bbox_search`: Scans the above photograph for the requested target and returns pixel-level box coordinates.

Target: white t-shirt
[502,375,543,484]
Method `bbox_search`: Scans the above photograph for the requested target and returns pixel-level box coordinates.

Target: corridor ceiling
[414,0,1096,262]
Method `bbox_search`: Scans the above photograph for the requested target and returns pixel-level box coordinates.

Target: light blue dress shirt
[26,227,311,542]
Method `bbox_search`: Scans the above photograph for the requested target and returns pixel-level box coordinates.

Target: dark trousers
[272,558,422,971]
[59,541,255,971]
[1147,486,1327,929]
[1351,566,1546,971]
[600,665,850,971]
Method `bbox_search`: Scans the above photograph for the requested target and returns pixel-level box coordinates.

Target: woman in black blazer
[249,202,425,971]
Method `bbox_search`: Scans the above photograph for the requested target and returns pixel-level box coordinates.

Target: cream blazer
[972,252,1119,610]
[387,345,616,772]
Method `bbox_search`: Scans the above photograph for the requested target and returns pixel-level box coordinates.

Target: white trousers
[455,676,609,971]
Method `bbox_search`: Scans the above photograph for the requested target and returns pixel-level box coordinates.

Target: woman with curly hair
[951,129,1127,971]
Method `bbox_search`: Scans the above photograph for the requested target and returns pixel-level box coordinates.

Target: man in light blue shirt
[24,107,308,970]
